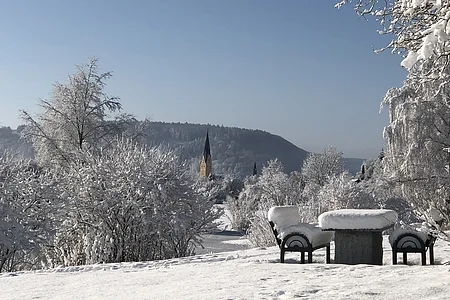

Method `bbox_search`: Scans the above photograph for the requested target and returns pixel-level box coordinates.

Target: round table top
[318,209,398,231]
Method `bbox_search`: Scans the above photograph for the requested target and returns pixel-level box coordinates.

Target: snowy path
[2,236,450,299]
[195,231,250,255]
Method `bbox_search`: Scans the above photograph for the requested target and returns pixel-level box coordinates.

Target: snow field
[2,235,450,300]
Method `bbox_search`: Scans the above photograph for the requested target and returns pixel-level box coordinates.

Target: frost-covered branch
[46,140,219,266]
[0,154,61,272]
[338,0,450,79]
[20,58,137,168]
[382,61,450,229]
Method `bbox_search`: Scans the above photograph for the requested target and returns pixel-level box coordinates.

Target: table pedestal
[334,230,383,265]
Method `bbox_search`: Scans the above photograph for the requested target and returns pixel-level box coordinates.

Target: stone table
[319,209,398,265]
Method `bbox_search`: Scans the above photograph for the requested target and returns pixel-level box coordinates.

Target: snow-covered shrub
[0,154,60,272]
[247,210,278,247]
[195,177,222,203]
[382,196,419,227]
[195,175,244,205]
[298,147,347,220]
[299,181,321,218]
[316,167,421,229]
[226,176,258,231]
[243,160,306,247]
[317,172,378,212]
[47,140,219,266]
[301,147,343,187]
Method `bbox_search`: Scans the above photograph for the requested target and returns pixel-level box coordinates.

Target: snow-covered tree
[317,171,378,212]
[0,154,60,272]
[226,175,259,231]
[337,0,450,77]
[301,146,343,187]
[382,61,450,226]
[239,160,307,247]
[335,1,450,232]
[46,140,219,266]
[193,175,242,204]
[256,159,293,206]
[21,58,136,168]
[194,178,223,203]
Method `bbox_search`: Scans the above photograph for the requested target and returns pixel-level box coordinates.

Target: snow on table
[318,209,398,231]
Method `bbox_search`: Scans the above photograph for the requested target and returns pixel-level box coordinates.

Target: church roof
[203,131,211,161]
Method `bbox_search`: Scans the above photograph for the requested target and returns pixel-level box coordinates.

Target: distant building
[200,131,212,178]
[199,131,257,179]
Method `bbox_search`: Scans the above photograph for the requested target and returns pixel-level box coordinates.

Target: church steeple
[200,130,212,177]
[203,131,211,163]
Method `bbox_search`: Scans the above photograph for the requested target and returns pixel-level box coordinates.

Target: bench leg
[421,250,426,265]
[392,250,397,265]
[429,245,434,265]
[300,252,305,264]
[403,252,408,265]
[308,250,312,263]
[326,245,330,264]
[280,249,285,263]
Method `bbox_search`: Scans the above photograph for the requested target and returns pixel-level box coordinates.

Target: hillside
[142,122,365,177]
[0,122,364,178]
[143,122,312,177]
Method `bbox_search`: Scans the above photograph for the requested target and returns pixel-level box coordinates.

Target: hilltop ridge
[0,122,364,178]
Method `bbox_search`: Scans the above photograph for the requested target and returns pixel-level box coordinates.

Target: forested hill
[0,122,364,178]
[141,122,364,178]
[143,122,311,177]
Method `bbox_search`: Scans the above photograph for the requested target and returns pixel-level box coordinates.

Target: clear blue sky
[0,0,406,158]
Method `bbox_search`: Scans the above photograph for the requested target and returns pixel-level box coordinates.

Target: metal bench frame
[391,232,436,265]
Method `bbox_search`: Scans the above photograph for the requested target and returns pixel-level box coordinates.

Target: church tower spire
[200,130,212,177]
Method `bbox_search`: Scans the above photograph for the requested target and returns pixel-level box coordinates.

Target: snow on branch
[339,0,450,79]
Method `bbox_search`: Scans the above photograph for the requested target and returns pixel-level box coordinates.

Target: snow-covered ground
[2,236,450,300]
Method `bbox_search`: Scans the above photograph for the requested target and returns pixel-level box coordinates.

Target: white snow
[221,239,251,246]
[319,209,398,230]
[279,223,334,247]
[2,235,450,299]
[267,206,300,229]
[401,50,419,69]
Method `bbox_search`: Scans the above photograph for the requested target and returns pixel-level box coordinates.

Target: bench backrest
[267,206,300,229]
[268,206,300,248]
[393,233,426,251]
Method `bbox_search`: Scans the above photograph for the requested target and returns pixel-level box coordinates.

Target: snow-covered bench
[389,228,436,265]
[268,206,333,263]
[390,209,444,265]
[319,209,398,265]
